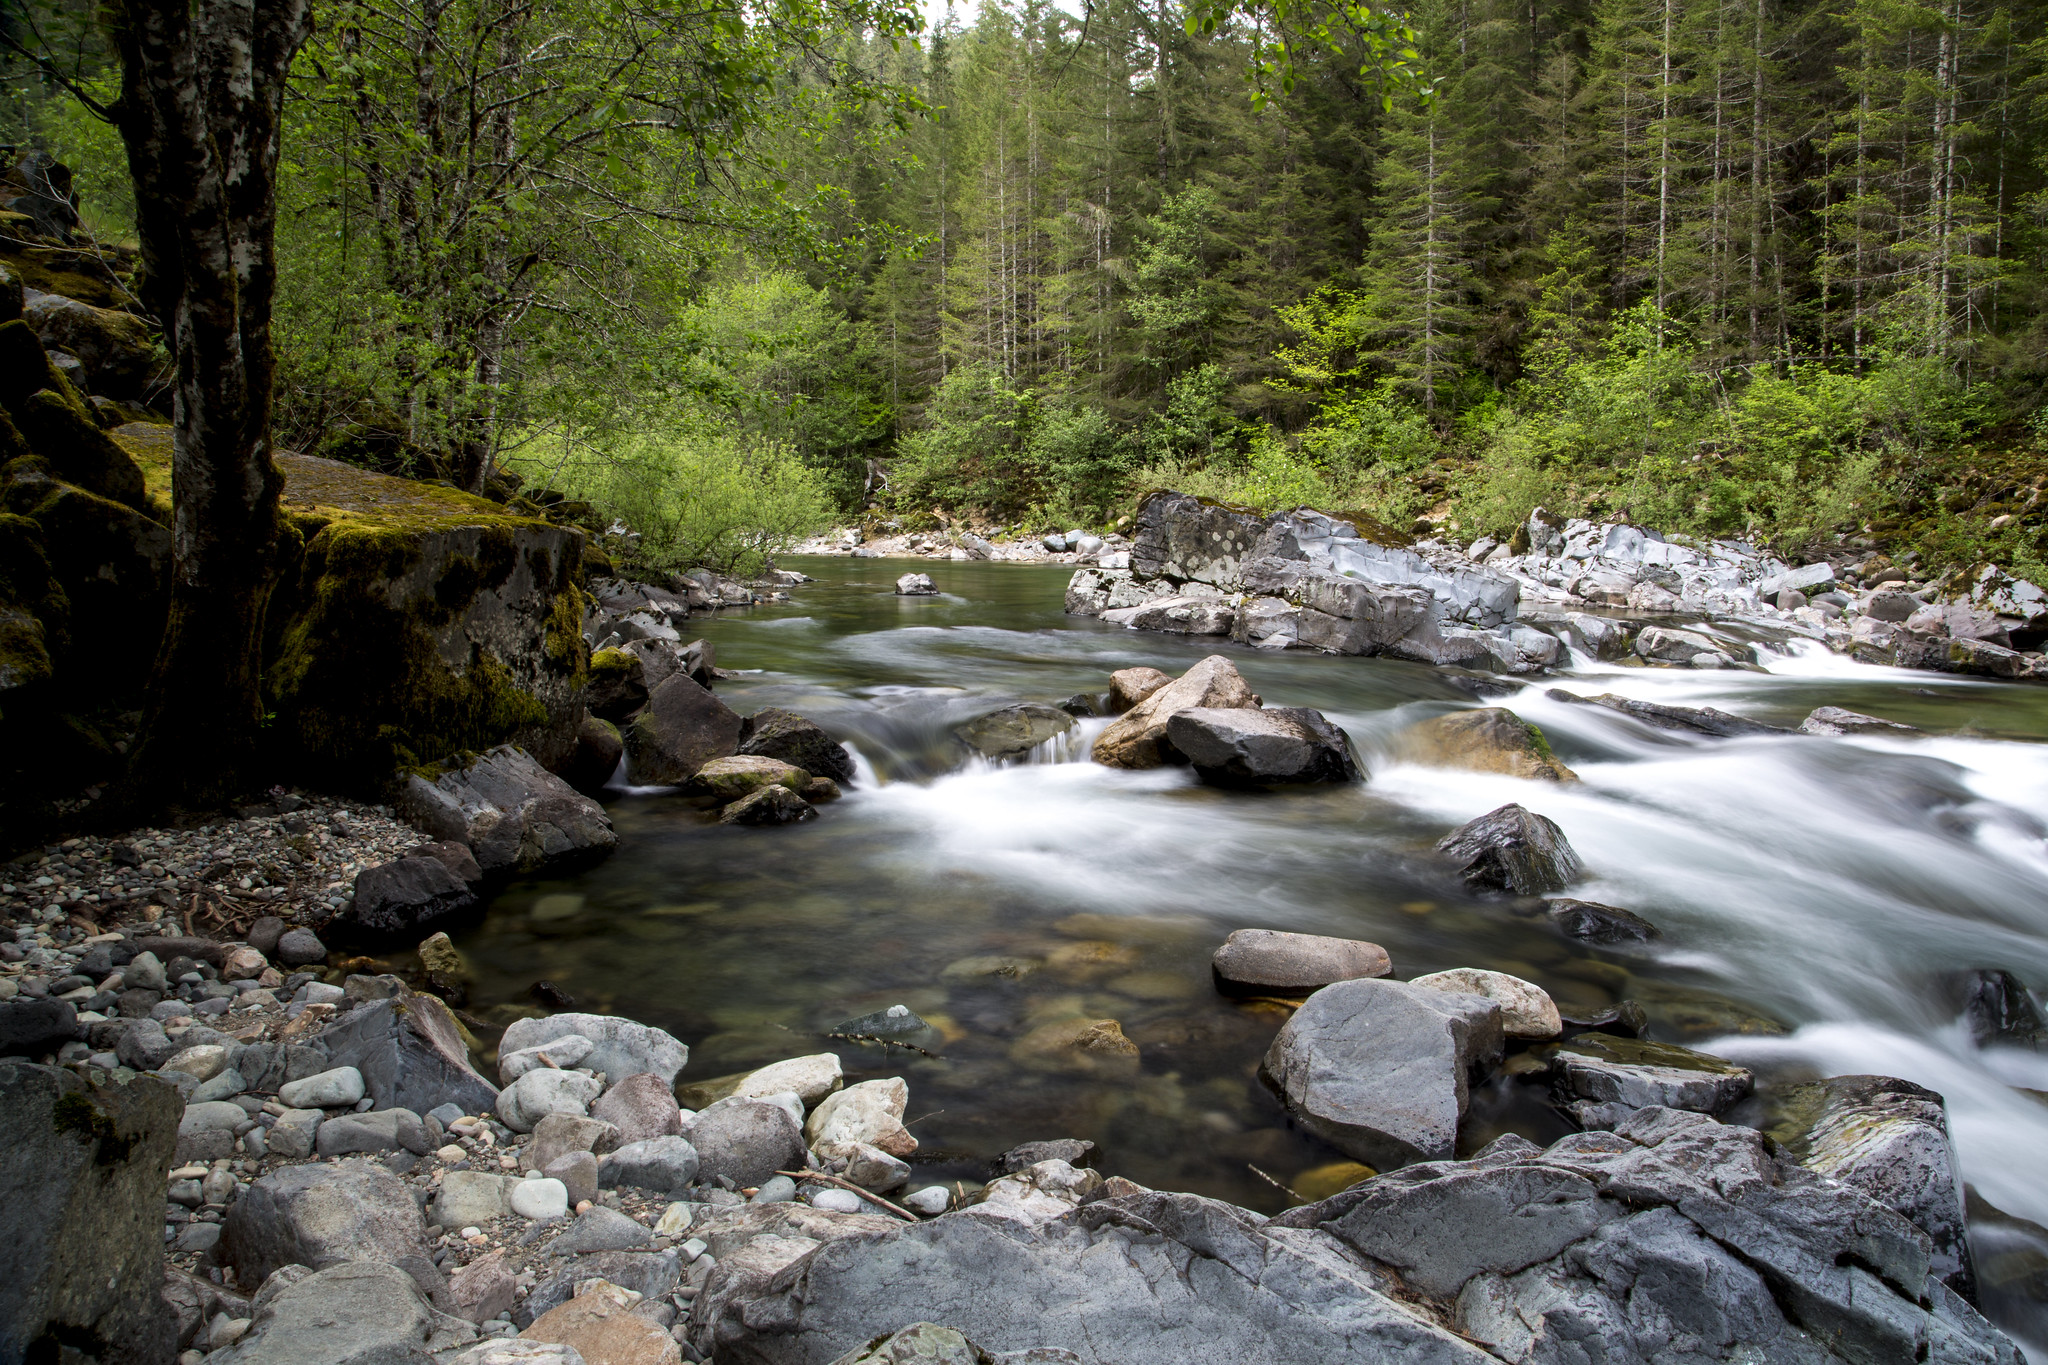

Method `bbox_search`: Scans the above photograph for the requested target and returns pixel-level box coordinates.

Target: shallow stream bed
[449,557,2048,1337]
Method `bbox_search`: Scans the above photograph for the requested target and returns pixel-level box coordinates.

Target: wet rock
[1545,898,1660,944]
[1209,928,1391,997]
[1397,708,1578,781]
[587,648,651,721]
[312,989,500,1116]
[994,1139,1098,1174]
[591,1072,685,1145]
[1008,1017,1140,1073]
[1548,1034,1753,1126]
[739,707,856,785]
[829,1004,937,1043]
[1107,666,1171,712]
[720,785,817,825]
[1961,969,2045,1048]
[1436,804,1583,895]
[1092,655,1257,769]
[497,1068,603,1133]
[209,1261,469,1365]
[1165,706,1362,788]
[686,1100,805,1187]
[340,855,479,942]
[398,745,618,876]
[954,703,1076,760]
[896,572,938,595]
[805,1078,917,1157]
[0,1063,180,1365]
[560,714,625,796]
[501,1013,688,1088]
[1410,969,1562,1039]
[1767,1074,1973,1294]
[1548,689,1790,737]
[1633,625,1734,665]
[416,930,472,1007]
[1560,1000,1650,1039]
[1263,977,1505,1168]
[1800,705,1921,737]
[705,1185,1498,1364]
[222,1159,429,1284]
[691,754,810,801]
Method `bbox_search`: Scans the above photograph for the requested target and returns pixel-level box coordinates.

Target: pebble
[902,1186,952,1216]
[751,1175,797,1205]
[509,1177,570,1220]
[806,1188,864,1214]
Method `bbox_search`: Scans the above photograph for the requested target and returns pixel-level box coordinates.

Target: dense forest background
[7,0,2048,574]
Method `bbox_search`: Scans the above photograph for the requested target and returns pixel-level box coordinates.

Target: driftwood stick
[776,1170,918,1222]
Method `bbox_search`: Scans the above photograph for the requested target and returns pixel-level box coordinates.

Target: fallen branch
[1247,1164,1303,1203]
[776,1170,918,1222]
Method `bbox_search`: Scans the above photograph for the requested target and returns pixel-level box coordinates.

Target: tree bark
[103,0,314,809]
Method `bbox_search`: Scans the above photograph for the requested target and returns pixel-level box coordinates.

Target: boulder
[1633,625,1731,665]
[1409,969,1561,1039]
[692,754,810,801]
[720,785,817,824]
[311,990,499,1116]
[1435,804,1583,894]
[955,703,1076,760]
[315,1107,434,1157]
[340,856,479,941]
[209,1260,471,1365]
[1396,708,1577,781]
[1091,655,1256,769]
[1209,929,1391,997]
[738,707,856,785]
[1545,897,1659,944]
[522,1282,679,1365]
[397,745,617,877]
[1800,705,1920,737]
[23,293,157,398]
[1548,1034,1753,1127]
[895,572,938,595]
[1099,595,1236,635]
[277,928,328,967]
[1263,978,1504,1168]
[805,1078,917,1157]
[731,1054,844,1107]
[1129,490,1271,588]
[222,1159,430,1284]
[559,714,624,796]
[1767,1074,1973,1294]
[497,1068,603,1133]
[0,997,80,1056]
[1961,968,2045,1048]
[590,1072,684,1145]
[1164,706,1361,788]
[500,1013,688,1088]
[1107,667,1171,712]
[703,1186,1499,1365]
[687,1099,806,1187]
[586,648,649,721]
[598,1135,702,1196]
[0,1063,180,1365]
[625,673,743,784]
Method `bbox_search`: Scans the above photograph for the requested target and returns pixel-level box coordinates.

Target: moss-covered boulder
[24,294,160,400]
[0,512,69,705]
[0,321,150,510]
[3,471,169,683]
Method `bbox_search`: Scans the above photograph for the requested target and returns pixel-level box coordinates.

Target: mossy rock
[0,240,136,310]
[0,512,70,705]
[5,474,170,685]
[1395,707,1578,782]
[0,321,149,510]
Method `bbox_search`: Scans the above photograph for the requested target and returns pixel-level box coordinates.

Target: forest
[7,0,2048,576]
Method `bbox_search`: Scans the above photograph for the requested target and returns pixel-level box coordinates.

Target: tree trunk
[103,0,313,809]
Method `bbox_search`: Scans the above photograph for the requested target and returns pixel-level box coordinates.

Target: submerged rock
[1961,968,2045,1048]
[1397,707,1577,781]
[1262,977,1505,1168]
[720,784,817,825]
[1091,655,1257,768]
[1209,928,1391,997]
[1545,897,1660,944]
[955,702,1075,760]
[1164,705,1362,788]
[1436,804,1583,894]
[1549,689,1791,738]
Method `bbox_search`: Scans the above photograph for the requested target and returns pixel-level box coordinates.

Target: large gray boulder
[624,672,744,784]
[498,1012,688,1088]
[703,1187,1498,1364]
[1129,490,1271,588]
[1262,977,1504,1168]
[337,856,478,942]
[0,997,82,1056]
[740,707,857,784]
[685,1098,806,1188]
[1769,1075,1974,1295]
[0,1063,180,1365]
[209,1261,475,1365]
[1435,803,1583,894]
[1164,706,1361,788]
[397,745,617,877]
[310,989,498,1116]
[221,1159,431,1284]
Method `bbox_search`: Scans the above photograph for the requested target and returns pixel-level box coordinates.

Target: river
[451,555,2048,1342]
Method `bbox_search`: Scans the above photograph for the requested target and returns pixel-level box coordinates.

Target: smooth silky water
[438,557,2048,1320]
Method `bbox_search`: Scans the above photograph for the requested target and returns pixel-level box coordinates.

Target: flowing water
[446,556,2048,1339]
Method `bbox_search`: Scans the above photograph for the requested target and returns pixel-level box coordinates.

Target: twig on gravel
[777,1170,918,1222]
